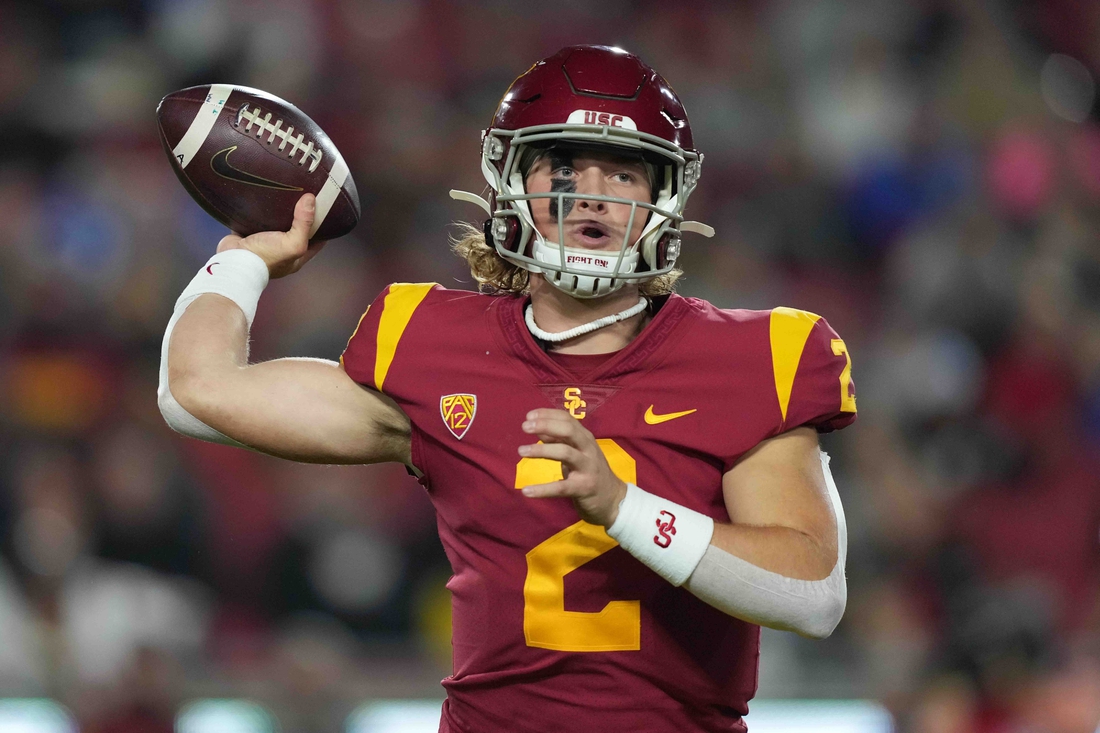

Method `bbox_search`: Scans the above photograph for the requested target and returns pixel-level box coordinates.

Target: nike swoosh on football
[644,406,697,424]
[210,146,303,191]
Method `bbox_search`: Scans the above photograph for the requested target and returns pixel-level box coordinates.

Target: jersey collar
[491,291,698,385]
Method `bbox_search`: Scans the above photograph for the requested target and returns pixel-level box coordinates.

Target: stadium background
[0,0,1098,730]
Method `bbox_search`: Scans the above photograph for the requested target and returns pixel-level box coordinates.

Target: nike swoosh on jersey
[644,406,697,424]
[210,146,303,191]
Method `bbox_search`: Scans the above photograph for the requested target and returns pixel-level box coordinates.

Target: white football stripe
[311,154,350,237]
[172,84,234,169]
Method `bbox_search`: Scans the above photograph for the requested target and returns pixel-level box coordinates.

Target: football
[156,84,360,241]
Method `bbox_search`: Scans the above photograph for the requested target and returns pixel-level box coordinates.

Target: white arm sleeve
[682,450,848,639]
[157,250,269,448]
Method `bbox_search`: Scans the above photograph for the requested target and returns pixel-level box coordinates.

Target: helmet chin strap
[529,237,640,299]
[524,297,648,343]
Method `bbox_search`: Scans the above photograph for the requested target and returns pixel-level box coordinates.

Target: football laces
[234,104,323,173]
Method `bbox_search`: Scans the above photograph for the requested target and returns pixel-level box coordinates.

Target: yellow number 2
[515,439,641,652]
[831,339,857,413]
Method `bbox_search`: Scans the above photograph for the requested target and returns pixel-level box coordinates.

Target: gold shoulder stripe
[375,283,436,391]
[769,307,822,423]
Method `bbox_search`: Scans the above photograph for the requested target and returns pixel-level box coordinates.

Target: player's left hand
[518,409,627,528]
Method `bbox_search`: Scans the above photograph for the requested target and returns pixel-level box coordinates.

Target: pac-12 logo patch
[440,394,477,440]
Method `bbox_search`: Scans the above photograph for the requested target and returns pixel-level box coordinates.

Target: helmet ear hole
[653,231,682,270]
[484,217,521,254]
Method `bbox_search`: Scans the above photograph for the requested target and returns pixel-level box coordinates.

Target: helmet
[453,45,712,299]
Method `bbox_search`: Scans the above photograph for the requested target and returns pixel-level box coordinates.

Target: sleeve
[339,282,439,393]
[768,307,857,434]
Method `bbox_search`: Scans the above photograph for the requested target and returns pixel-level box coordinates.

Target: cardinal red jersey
[340,285,857,733]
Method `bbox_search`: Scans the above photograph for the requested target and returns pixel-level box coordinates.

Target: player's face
[524,149,652,251]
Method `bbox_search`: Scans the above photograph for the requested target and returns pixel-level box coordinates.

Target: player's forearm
[166,290,271,439]
[158,285,257,449]
[609,450,847,638]
[160,246,270,448]
[167,293,250,405]
[708,521,837,581]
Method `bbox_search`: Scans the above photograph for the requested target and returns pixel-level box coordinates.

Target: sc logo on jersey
[563,387,586,419]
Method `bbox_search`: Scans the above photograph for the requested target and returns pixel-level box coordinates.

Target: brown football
[156,84,360,241]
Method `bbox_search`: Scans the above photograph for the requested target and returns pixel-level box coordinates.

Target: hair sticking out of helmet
[448,45,714,299]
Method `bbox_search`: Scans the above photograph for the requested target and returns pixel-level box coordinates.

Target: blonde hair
[449,222,682,296]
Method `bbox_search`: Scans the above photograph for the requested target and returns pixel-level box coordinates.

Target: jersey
[340,284,857,733]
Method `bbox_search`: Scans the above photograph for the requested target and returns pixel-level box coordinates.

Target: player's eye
[552,167,575,178]
[612,172,637,184]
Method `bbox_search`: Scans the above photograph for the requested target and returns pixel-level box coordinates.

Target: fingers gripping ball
[215,194,327,279]
[157,84,360,242]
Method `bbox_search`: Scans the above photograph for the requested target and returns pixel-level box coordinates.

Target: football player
[160,46,857,732]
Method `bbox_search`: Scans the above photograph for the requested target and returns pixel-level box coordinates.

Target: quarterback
[160,46,856,732]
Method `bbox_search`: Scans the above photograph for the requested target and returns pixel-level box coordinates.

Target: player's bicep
[190,356,411,465]
[721,427,837,561]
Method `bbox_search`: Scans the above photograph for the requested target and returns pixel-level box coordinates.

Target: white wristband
[176,249,270,326]
[606,483,715,587]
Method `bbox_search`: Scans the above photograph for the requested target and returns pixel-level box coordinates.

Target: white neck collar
[524,297,648,343]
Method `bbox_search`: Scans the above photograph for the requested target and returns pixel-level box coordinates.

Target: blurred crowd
[0,0,1099,731]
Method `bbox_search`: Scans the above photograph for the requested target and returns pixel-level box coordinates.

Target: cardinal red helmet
[474,45,710,298]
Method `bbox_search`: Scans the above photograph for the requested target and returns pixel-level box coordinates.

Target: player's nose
[573,169,608,213]
[575,198,607,213]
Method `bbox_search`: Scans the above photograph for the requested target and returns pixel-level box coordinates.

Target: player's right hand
[216,193,327,279]
[518,409,628,528]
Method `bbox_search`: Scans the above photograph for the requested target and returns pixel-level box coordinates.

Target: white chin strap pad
[682,450,848,639]
[530,238,638,298]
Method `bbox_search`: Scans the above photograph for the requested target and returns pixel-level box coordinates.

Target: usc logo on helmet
[563,388,586,419]
[565,109,638,130]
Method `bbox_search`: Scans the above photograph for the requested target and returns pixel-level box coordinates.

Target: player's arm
[681,427,844,638]
[711,427,837,579]
[160,194,412,465]
[519,413,845,638]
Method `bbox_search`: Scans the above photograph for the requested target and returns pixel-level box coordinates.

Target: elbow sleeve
[683,543,847,639]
